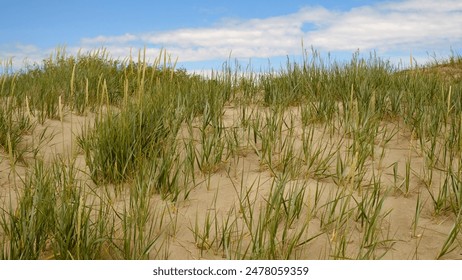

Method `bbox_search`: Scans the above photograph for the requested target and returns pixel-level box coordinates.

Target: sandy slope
[1,105,461,260]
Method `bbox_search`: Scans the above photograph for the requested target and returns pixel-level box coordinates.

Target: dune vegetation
[1,47,462,259]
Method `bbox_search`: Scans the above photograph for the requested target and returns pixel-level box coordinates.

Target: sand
[1,104,461,260]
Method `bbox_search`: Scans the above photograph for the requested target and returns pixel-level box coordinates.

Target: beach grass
[1,47,462,259]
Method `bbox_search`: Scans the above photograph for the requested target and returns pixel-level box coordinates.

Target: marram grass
[1,48,462,259]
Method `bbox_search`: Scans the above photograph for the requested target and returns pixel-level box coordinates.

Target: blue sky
[1,0,462,72]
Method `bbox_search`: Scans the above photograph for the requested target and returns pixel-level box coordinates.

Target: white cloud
[137,6,332,59]
[381,0,462,13]
[81,33,139,45]
[78,0,462,63]
[305,1,462,52]
[2,0,462,70]
[0,44,50,69]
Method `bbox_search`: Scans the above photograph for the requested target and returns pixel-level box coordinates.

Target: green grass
[1,47,462,259]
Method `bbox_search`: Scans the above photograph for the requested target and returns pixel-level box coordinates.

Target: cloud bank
[3,0,462,69]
